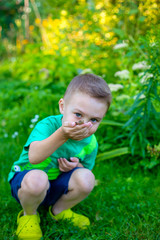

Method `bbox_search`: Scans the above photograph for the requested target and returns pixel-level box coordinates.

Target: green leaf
[129,9,138,15]
[147,98,152,117]
[124,105,144,128]
[112,28,125,38]
[100,120,124,127]
[138,16,146,22]
[96,147,130,162]
[125,92,144,115]
[147,79,153,93]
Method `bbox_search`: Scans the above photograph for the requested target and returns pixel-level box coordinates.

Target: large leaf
[96,147,130,162]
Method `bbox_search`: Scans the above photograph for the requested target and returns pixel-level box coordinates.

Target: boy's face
[59,91,107,136]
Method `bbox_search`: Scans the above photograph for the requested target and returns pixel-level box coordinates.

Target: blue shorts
[10,167,81,207]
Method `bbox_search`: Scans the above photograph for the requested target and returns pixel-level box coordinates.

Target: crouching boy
[8,73,112,239]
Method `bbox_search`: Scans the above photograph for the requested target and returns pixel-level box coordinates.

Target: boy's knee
[72,168,95,194]
[20,170,49,196]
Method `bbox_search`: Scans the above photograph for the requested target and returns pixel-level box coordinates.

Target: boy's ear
[59,98,65,114]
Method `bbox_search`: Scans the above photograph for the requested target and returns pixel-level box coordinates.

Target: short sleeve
[24,118,56,151]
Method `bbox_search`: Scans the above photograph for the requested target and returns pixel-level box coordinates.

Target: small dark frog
[75,120,84,125]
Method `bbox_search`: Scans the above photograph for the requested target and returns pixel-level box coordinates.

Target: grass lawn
[0,153,160,240]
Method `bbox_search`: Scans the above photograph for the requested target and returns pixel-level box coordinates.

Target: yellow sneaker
[49,206,90,229]
[16,210,43,240]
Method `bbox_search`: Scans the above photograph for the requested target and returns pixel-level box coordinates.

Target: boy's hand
[61,121,93,141]
[58,157,79,172]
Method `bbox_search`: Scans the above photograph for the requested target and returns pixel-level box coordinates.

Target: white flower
[31,115,39,123]
[113,42,128,50]
[108,84,124,92]
[12,131,19,138]
[116,94,130,101]
[31,118,38,123]
[25,7,31,13]
[139,72,154,83]
[35,115,39,119]
[80,69,93,74]
[150,42,156,47]
[133,94,146,100]
[138,72,144,77]
[29,124,34,128]
[114,70,130,79]
[139,94,146,99]
[132,61,150,71]
[4,133,8,138]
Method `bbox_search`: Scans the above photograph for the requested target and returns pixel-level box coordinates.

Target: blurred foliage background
[0,0,160,173]
[0,1,160,239]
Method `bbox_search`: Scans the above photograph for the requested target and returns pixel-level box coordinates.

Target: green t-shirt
[8,115,98,182]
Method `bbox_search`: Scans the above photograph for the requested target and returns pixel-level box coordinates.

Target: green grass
[0,146,160,240]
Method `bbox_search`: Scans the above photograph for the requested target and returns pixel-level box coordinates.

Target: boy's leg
[52,168,95,215]
[18,169,49,215]
[12,170,49,239]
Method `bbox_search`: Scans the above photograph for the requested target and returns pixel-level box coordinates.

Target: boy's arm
[29,127,67,164]
[29,121,93,164]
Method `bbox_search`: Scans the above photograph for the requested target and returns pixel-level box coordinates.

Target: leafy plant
[139,143,160,169]
[124,29,160,158]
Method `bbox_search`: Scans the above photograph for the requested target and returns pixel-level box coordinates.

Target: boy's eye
[91,118,97,123]
[75,113,81,118]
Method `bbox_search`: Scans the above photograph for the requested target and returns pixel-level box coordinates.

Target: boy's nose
[83,118,90,124]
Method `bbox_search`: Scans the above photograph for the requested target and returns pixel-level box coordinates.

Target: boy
[8,73,112,239]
